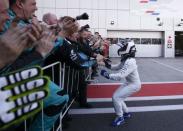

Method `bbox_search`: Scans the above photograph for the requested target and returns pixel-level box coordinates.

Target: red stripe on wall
[146,10,154,13]
[87,83,183,98]
[140,1,148,3]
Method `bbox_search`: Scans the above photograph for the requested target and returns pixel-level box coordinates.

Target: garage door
[107,30,163,57]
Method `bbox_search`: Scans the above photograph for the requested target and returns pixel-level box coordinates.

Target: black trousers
[77,69,88,105]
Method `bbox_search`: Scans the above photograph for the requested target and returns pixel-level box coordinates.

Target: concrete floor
[94,57,183,83]
[66,57,183,131]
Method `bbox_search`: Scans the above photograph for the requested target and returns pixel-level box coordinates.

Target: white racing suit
[108,58,141,117]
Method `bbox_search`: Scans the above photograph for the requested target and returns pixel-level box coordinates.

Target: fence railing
[23,61,84,131]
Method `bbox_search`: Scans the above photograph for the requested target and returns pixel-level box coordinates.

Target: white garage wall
[35,0,181,33]
[35,0,182,57]
[36,0,130,33]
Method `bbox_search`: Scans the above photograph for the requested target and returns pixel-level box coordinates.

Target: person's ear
[16,0,24,9]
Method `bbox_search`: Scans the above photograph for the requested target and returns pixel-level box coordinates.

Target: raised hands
[0,26,30,68]
[35,31,55,58]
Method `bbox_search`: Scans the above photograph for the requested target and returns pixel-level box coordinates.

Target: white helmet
[117,39,136,57]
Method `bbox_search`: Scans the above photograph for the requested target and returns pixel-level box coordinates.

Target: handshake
[100,69,110,79]
[96,55,112,69]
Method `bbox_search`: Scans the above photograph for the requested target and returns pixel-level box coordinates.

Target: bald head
[42,13,57,25]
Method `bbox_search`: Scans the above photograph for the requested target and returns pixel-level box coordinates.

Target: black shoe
[79,103,93,108]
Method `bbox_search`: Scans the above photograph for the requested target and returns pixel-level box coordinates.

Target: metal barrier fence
[23,61,85,131]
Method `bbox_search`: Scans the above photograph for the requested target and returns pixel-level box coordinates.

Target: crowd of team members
[0,0,110,130]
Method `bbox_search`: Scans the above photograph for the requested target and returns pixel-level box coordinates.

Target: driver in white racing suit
[100,39,141,126]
